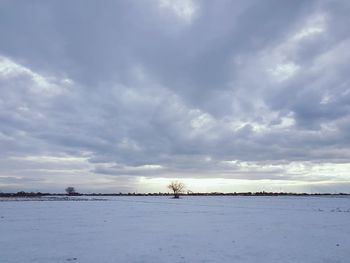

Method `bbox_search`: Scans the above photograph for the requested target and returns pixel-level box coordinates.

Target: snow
[0,196,349,263]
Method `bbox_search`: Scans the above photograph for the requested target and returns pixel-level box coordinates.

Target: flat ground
[0,196,349,263]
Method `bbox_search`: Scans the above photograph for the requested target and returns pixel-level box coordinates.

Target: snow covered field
[1,196,349,263]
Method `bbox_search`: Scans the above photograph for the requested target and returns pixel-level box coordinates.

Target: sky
[0,0,350,193]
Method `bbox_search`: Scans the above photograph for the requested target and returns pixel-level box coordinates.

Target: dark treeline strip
[0,191,349,198]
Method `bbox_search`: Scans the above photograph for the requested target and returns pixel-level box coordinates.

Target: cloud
[158,0,198,24]
[0,0,350,192]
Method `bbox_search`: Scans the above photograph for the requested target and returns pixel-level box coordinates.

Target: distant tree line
[1,182,347,198]
[1,191,349,198]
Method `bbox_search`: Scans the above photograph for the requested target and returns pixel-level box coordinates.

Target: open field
[1,196,349,263]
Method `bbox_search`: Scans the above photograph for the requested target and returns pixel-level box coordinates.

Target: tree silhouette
[168,181,185,198]
[65,187,76,195]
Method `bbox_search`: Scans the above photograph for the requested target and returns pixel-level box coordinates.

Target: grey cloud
[1,0,350,192]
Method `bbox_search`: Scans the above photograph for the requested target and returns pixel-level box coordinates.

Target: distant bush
[65,187,78,195]
[167,181,185,199]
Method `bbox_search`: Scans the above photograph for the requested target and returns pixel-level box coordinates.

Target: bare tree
[168,181,185,198]
[65,186,76,195]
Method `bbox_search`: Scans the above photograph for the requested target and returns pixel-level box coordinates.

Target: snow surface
[0,196,349,263]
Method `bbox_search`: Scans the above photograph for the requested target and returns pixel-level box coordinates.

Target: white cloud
[10,155,90,164]
[0,55,71,96]
[292,13,327,41]
[158,0,198,23]
[268,62,300,82]
[258,13,328,83]
[118,138,142,152]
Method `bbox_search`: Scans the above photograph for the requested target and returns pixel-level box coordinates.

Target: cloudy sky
[1,0,350,193]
